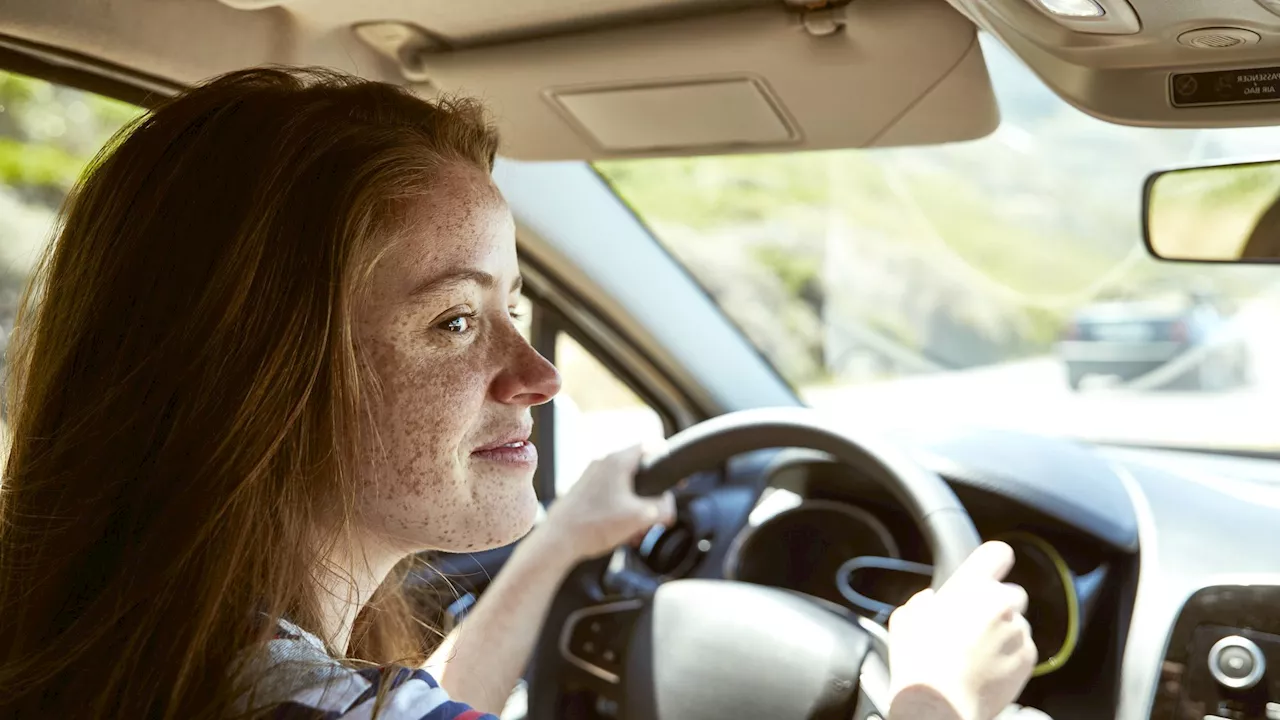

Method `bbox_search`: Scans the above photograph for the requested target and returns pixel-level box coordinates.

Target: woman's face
[357,163,560,554]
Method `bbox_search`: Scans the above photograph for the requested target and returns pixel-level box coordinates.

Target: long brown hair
[0,67,498,719]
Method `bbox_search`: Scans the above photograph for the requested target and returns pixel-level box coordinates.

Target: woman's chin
[445,479,540,552]
[371,467,542,554]
[488,483,541,547]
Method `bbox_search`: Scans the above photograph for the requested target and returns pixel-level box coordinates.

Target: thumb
[943,541,1015,591]
[644,491,677,527]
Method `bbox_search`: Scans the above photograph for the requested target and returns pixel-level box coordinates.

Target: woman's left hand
[542,444,677,563]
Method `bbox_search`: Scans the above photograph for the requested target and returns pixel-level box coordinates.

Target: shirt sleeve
[269,665,499,720]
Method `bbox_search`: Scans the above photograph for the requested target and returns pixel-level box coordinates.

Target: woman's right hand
[886,541,1038,720]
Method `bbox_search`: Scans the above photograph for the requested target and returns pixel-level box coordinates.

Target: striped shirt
[240,619,498,720]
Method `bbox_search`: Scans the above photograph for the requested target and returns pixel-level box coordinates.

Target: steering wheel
[530,407,981,720]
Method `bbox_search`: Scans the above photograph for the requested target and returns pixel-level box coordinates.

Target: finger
[598,446,644,491]
[629,525,654,548]
[1000,614,1036,667]
[640,437,669,464]
[944,541,1015,590]
[610,444,645,471]
[627,439,668,493]
[903,587,935,607]
[641,491,676,527]
[888,588,933,630]
[995,707,1024,720]
[1012,610,1033,640]
[1002,582,1030,616]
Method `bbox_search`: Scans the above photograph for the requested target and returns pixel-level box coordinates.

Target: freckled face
[356,163,560,554]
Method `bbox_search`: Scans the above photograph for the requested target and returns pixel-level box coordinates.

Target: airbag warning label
[1172,67,1280,107]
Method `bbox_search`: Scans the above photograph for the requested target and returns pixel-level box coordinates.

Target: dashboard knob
[1208,635,1266,690]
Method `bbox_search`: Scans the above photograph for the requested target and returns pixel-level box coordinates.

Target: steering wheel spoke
[854,638,892,720]
[559,598,646,685]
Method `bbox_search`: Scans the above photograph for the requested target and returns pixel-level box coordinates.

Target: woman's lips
[471,440,537,466]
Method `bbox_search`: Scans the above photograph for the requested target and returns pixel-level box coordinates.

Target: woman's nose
[491,336,561,406]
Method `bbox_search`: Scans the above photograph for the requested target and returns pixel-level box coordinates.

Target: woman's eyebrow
[409,271,523,298]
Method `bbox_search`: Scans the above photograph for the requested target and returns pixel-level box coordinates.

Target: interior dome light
[1033,0,1106,17]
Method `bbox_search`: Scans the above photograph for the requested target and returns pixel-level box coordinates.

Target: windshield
[598,36,1280,452]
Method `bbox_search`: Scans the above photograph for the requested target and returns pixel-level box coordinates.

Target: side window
[511,293,534,341]
[0,70,140,434]
[552,332,664,495]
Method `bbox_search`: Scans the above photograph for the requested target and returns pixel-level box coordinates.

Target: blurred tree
[0,70,139,206]
[0,69,141,393]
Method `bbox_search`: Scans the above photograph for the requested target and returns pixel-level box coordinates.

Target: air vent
[1178,28,1261,49]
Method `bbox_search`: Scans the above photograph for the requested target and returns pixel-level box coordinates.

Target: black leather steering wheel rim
[532,407,982,720]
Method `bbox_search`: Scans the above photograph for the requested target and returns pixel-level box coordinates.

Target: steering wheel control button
[1208,635,1266,690]
[560,599,644,684]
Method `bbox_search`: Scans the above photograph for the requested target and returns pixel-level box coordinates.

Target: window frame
[521,281,677,501]
[0,33,180,109]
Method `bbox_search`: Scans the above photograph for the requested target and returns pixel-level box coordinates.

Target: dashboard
[511,423,1280,720]
[710,453,1130,717]
[618,426,1280,720]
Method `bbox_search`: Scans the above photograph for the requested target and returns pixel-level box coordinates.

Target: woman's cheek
[405,337,496,443]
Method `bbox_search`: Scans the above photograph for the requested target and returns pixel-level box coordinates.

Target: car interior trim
[519,255,699,431]
[496,159,799,415]
[1108,459,1280,720]
[557,598,645,685]
[0,32,180,107]
[835,556,933,620]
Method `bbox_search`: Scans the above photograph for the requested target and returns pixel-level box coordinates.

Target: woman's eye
[438,313,475,333]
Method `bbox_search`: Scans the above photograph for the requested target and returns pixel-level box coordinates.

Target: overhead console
[1151,585,1280,720]
[947,0,1280,128]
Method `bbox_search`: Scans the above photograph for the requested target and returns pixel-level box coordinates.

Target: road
[805,297,1280,451]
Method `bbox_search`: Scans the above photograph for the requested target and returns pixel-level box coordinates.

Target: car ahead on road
[7,3,1280,720]
[1057,293,1249,391]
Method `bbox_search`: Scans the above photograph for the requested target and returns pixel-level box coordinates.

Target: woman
[0,68,1036,719]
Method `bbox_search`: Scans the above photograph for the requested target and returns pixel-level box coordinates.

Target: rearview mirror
[1144,160,1280,263]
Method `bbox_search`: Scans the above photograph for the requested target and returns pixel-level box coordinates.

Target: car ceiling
[952,0,1280,129]
[3,0,1280,160]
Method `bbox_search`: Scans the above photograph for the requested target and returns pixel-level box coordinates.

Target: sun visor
[406,0,998,160]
